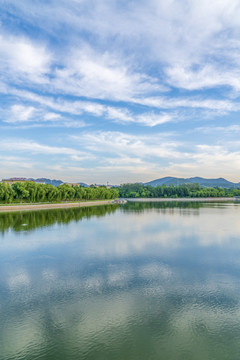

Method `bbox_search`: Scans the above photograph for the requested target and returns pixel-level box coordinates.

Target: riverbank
[0,197,238,212]
[127,197,237,202]
[0,200,115,212]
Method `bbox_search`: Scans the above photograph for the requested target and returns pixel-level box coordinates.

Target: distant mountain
[145,177,240,188]
[145,177,186,186]
[78,182,89,187]
[27,178,63,187]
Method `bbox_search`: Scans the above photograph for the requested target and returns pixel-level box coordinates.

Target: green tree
[12,182,30,203]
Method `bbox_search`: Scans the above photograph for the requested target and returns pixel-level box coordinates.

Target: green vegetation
[1,181,239,205]
[0,182,119,204]
[117,183,240,198]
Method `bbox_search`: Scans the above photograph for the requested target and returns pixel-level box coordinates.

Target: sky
[1,0,240,185]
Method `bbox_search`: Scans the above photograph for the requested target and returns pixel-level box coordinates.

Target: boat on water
[113,199,127,204]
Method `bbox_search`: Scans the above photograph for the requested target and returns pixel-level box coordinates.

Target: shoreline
[0,200,115,212]
[127,197,237,202]
[0,197,238,212]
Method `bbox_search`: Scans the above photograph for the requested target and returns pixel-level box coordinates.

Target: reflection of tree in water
[122,201,205,212]
[0,205,118,234]
[121,201,233,216]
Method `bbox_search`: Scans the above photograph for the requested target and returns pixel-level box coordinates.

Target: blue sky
[1,0,240,184]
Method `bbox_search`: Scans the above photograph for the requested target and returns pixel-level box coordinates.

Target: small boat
[113,199,127,204]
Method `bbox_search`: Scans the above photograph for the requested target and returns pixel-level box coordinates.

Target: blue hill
[145,177,240,188]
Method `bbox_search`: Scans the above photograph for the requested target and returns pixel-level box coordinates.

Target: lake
[0,201,240,360]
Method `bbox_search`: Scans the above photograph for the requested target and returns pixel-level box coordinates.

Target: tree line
[117,183,240,198]
[1,181,240,204]
[0,182,119,204]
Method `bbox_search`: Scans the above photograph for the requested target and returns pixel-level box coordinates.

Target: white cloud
[3,0,240,94]
[105,107,173,126]
[10,88,106,115]
[10,88,240,120]
[43,112,61,121]
[1,101,88,128]
[7,105,36,123]
[0,34,51,83]
[165,65,240,91]
[5,89,174,127]
[136,113,173,126]
[134,96,240,112]
[52,46,162,100]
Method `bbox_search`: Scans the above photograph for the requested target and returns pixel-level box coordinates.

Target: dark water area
[0,201,240,359]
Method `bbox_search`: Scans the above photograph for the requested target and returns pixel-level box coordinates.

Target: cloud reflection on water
[0,203,240,257]
[1,202,240,359]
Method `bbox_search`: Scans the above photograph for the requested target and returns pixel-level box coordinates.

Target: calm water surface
[0,201,240,360]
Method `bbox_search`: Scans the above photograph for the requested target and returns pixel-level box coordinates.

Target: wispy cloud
[1,139,92,160]
[1,103,87,128]
[165,65,240,91]
[2,89,174,127]
[71,130,186,161]
[51,45,164,101]
[193,125,240,134]
[3,0,240,94]
[7,87,240,119]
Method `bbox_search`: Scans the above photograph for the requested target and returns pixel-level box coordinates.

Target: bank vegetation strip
[0,181,119,204]
[1,181,240,212]
[118,183,240,198]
